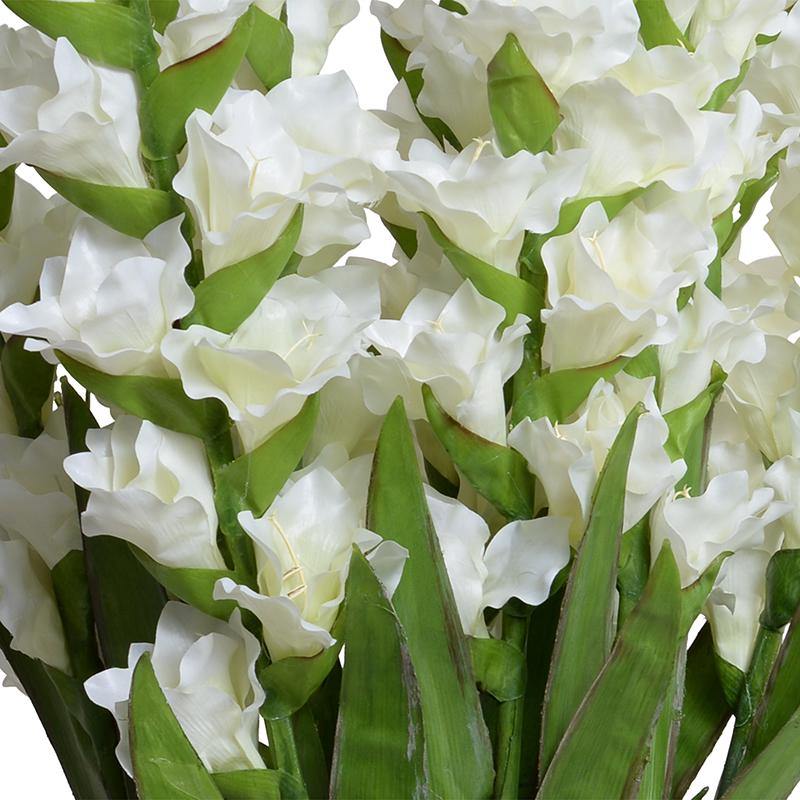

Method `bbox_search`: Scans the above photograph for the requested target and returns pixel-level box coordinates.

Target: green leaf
[58,352,230,445]
[423,384,533,520]
[330,549,427,799]
[488,34,560,156]
[0,623,127,800]
[0,137,14,231]
[617,517,651,628]
[130,653,224,800]
[538,543,683,799]
[149,0,179,33]
[383,220,418,259]
[511,358,628,426]
[470,636,526,702]
[664,364,727,461]
[721,700,800,800]
[140,10,254,159]
[424,215,543,328]
[212,768,305,800]
[761,549,800,631]
[0,335,54,437]
[290,706,329,799]
[748,612,800,764]
[183,208,302,333]
[635,0,692,49]
[131,547,238,620]
[4,0,153,70]
[247,8,293,90]
[368,398,493,799]
[259,615,344,721]
[703,60,750,112]
[540,403,644,775]
[672,626,732,798]
[39,171,183,239]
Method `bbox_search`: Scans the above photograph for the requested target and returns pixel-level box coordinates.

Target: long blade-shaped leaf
[539,403,644,775]
[1,335,54,437]
[367,398,493,798]
[488,34,560,156]
[247,8,293,90]
[182,208,302,333]
[538,544,683,799]
[330,549,427,799]
[635,0,692,48]
[422,384,533,519]
[129,654,224,800]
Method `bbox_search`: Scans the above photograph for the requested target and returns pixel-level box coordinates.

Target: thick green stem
[494,612,529,799]
[265,716,309,799]
[717,626,783,795]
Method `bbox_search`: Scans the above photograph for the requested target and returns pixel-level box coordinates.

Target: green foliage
[470,636,527,702]
[0,335,54,438]
[635,0,692,49]
[488,34,561,156]
[330,549,427,799]
[368,398,494,799]
[423,384,534,520]
[247,8,294,90]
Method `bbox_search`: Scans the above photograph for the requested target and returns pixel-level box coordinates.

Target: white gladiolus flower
[359,280,528,444]
[0,28,147,187]
[767,159,800,271]
[0,178,78,311]
[658,282,769,413]
[541,188,716,370]
[509,373,686,545]
[0,417,79,672]
[162,267,380,451]
[381,138,587,274]
[215,450,408,660]
[173,76,399,274]
[63,416,225,570]
[156,0,254,69]
[425,486,570,638]
[84,602,266,775]
[726,335,800,462]
[765,456,800,550]
[650,471,789,588]
[0,216,194,377]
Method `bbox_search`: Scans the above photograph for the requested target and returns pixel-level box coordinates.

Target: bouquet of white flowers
[0,0,799,798]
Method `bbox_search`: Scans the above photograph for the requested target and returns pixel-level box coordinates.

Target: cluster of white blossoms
[0,0,798,784]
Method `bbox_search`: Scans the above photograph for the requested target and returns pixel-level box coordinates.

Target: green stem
[494,611,529,799]
[717,625,783,795]
[265,716,309,799]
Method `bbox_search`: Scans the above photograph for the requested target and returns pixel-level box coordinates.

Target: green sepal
[259,615,344,721]
[4,0,154,70]
[131,547,239,620]
[488,33,560,156]
[664,363,727,461]
[538,542,683,799]
[470,636,526,702]
[540,403,644,775]
[424,215,543,328]
[149,0,179,33]
[183,208,303,333]
[716,654,746,710]
[0,335,54,438]
[383,220,418,259]
[635,0,693,49]
[39,171,183,239]
[50,550,102,682]
[0,622,128,800]
[140,9,254,160]
[422,384,534,520]
[760,549,800,631]
[60,379,167,668]
[330,549,427,799]
[368,398,493,799]
[214,394,319,517]
[672,626,732,798]
[0,136,14,231]
[247,8,294,90]
[58,353,231,446]
[212,768,306,800]
[130,653,224,800]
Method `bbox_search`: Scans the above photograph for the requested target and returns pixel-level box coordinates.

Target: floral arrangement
[0,0,799,798]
